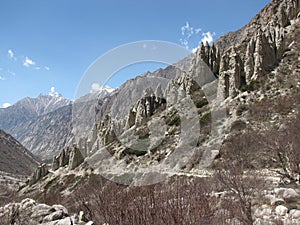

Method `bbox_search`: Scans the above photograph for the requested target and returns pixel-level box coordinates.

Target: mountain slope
[0,129,39,176]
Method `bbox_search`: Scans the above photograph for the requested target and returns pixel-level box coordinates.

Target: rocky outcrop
[51,144,85,171]
[51,148,70,171]
[216,25,286,99]
[28,164,49,186]
[0,198,93,224]
[69,145,84,170]
[214,0,299,53]
[206,0,300,99]
[127,86,167,127]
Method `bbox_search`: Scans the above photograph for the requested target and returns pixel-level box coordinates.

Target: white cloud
[49,86,59,96]
[7,49,16,60]
[44,66,50,71]
[0,76,5,80]
[179,21,215,51]
[91,83,101,91]
[2,103,11,108]
[91,83,114,93]
[35,67,41,70]
[201,32,215,44]
[23,56,35,67]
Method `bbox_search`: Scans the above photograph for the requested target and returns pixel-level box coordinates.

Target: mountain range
[0,87,113,160]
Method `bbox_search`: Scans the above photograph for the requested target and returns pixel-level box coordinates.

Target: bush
[123,148,147,157]
[199,112,211,124]
[195,99,209,108]
[167,114,181,126]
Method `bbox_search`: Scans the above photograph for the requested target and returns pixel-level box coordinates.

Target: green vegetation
[44,178,56,190]
[124,148,147,157]
[199,112,211,124]
[195,99,209,108]
[168,115,181,126]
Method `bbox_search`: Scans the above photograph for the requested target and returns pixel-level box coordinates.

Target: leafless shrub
[0,185,17,207]
[214,131,266,225]
[259,112,300,184]
[71,174,217,225]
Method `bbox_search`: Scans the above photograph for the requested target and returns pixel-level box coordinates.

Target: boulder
[282,188,300,203]
[275,205,288,216]
[254,205,272,218]
[289,209,300,219]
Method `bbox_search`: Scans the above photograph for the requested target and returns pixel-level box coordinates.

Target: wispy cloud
[23,56,36,67]
[179,21,216,52]
[2,103,11,108]
[7,70,16,76]
[7,49,16,60]
[44,66,50,71]
[0,76,5,81]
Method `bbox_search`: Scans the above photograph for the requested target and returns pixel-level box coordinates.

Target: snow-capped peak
[103,85,114,93]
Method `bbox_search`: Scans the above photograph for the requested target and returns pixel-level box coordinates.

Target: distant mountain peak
[103,85,114,93]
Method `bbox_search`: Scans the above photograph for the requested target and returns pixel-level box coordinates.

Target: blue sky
[0,0,270,107]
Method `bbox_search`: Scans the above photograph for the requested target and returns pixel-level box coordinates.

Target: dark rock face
[0,129,39,176]
[28,163,48,186]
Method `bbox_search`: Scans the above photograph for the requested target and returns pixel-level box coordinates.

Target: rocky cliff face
[193,0,300,100]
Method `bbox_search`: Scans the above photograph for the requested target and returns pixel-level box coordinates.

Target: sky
[0,0,270,107]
